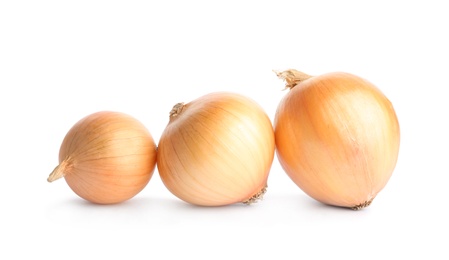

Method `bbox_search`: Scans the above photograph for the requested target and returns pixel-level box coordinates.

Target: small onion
[47,111,157,204]
[157,92,275,206]
[274,69,400,210]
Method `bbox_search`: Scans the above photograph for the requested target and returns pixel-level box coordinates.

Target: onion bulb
[157,92,275,206]
[47,111,157,204]
[274,69,400,210]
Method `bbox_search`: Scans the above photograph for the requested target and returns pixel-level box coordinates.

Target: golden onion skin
[274,71,400,209]
[157,92,275,206]
[48,111,157,204]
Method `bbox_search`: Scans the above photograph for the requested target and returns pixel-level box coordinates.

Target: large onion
[157,92,275,206]
[274,69,400,210]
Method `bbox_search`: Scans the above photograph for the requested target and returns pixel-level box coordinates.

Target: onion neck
[47,159,71,182]
[169,103,185,121]
[275,69,313,89]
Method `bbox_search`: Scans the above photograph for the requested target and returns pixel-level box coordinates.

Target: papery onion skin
[157,92,275,206]
[48,111,157,204]
[274,70,400,209]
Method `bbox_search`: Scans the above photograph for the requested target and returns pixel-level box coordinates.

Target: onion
[157,92,275,206]
[274,69,400,210]
[47,111,157,204]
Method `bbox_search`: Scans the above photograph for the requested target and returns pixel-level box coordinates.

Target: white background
[1,0,448,259]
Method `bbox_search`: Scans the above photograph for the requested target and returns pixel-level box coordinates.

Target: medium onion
[157,92,275,206]
[47,111,157,204]
[274,69,400,210]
